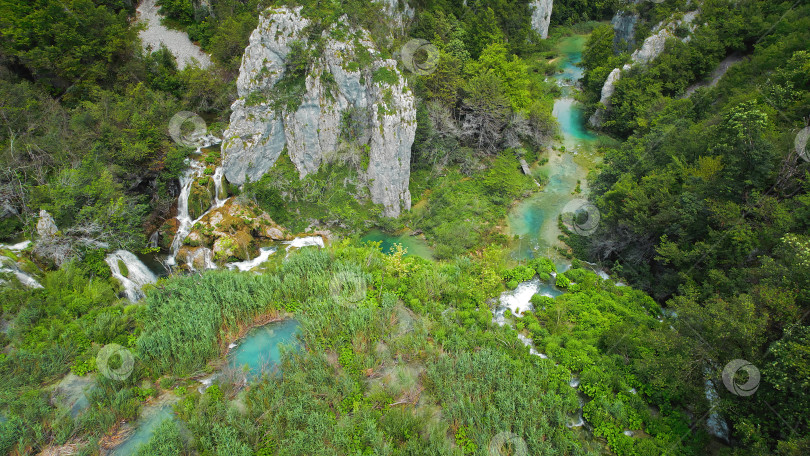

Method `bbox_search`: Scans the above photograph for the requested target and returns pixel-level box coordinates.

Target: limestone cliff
[530,0,553,39]
[222,7,416,217]
[590,10,700,127]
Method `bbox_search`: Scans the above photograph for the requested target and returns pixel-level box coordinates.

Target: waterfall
[166,159,205,266]
[212,166,228,208]
[530,0,553,39]
[0,261,43,289]
[105,250,158,301]
[227,247,277,272]
[284,236,325,251]
[0,240,31,251]
[148,231,159,249]
[184,247,216,271]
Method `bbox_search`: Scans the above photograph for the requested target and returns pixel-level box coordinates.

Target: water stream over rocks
[105,250,158,301]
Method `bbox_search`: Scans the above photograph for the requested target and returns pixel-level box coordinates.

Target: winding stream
[508,35,607,261]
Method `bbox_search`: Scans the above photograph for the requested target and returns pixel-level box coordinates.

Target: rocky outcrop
[179,199,292,266]
[611,11,639,52]
[590,10,700,127]
[530,0,553,39]
[631,10,699,64]
[36,210,58,238]
[588,64,630,127]
[222,7,416,217]
[376,0,414,31]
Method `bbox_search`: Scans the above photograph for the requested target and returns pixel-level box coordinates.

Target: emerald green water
[361,229,433,259]
[229,319,300,378]
[508,35,604,260]
[111,400,177,456]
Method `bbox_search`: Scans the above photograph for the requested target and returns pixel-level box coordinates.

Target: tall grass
[137,248,367,376]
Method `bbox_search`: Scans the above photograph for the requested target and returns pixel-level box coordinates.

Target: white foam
[284,236,325,251]
[105,250,158,301]
[1,240,31,251]
[227,247,277,272]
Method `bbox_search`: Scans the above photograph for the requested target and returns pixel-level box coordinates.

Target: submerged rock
[222,7,415,217]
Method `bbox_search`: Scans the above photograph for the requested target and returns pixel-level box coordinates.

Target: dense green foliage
[572,0,810,453]
[2,0,809,455]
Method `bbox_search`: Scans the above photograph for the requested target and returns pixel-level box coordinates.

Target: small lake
[109,398,177,456]
[228,319,300,378]
[361,229,433,259]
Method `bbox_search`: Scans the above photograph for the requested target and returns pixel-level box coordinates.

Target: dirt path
[136,0,212,69]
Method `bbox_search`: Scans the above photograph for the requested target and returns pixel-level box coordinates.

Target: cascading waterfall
[704,367,731,442]
[227,247,277,272]
[165,135,227,268]
[166,159,206,266]
[0,259,43,289]
[212,166,228,207]
[105,250,158,301]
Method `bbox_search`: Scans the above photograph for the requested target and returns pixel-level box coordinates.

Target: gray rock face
[223,7,415,217]
[376,0,414,31]
[36,210,58,238]
[530,0,553,39]
[590,10,700,127]
[589,65,629,127]
[611,11,639,52]
[631,10,699,65]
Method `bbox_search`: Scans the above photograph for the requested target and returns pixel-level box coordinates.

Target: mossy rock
[158,219,179,252]
[188,178,214,220]
[117,259,129,278]
[213,229,256,262]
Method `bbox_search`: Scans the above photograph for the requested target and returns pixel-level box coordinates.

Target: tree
[461,72,510,153]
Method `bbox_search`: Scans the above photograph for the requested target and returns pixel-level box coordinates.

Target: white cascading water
[105,250,158,301]
[165,141,230,268]
[0,260,43,289]
[186,247,216,272]
[283,236,325,251]
[227,247,277,272]
[166,159,205,266]
[493,277,543,325]
[212,166,228,207]
[704,367,731,442]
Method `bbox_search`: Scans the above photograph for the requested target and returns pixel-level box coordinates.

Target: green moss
[188,179,214,220]
[372,67,399,86]
[117,259,129,278]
